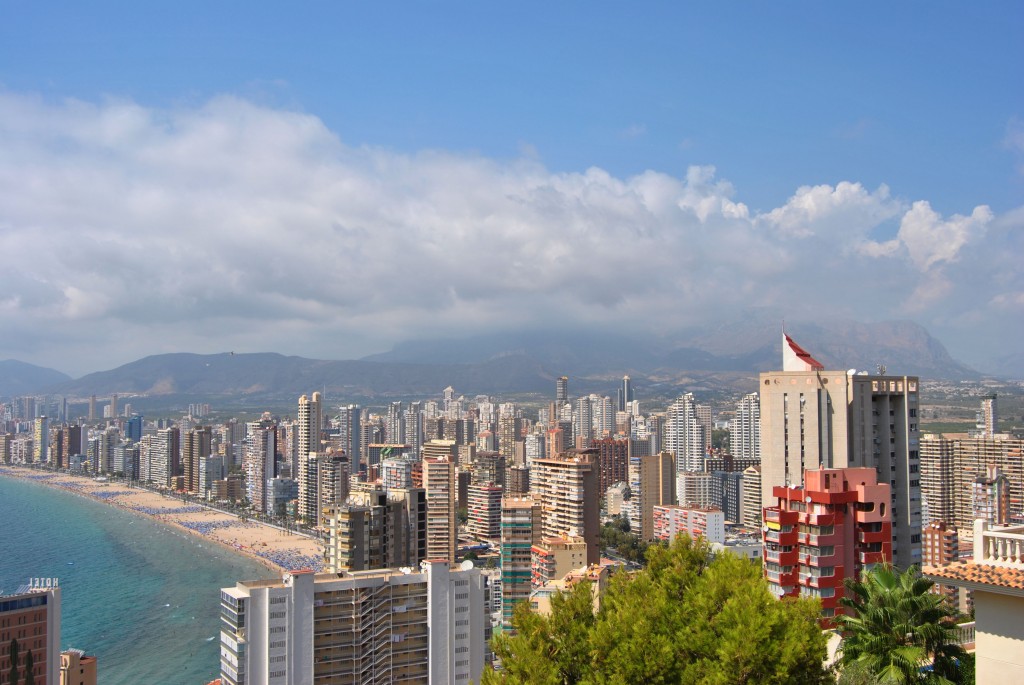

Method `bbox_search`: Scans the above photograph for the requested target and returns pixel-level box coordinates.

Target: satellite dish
[460,560,474,571]
[847,369,857,375]
[805,496,812,503]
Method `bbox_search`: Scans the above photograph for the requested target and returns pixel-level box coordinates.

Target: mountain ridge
[5,318,984,401]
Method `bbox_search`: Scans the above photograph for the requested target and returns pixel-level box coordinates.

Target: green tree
[486,535,830,684]
[22,647,34,685]
[7,639,18,685]
[837,564,967,685]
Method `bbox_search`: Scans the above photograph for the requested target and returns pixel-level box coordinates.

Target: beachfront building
[220,563,487,685]
[1,582,61,685]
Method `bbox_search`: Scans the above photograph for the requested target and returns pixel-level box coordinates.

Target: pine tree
[486,534,831,684]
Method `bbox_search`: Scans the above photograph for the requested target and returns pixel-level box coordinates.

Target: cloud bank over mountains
[1,92,1020,376]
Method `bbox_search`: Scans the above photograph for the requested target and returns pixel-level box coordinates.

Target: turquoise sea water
[0,473,274,685]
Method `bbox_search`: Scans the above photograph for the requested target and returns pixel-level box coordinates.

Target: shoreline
[0,465,325,576]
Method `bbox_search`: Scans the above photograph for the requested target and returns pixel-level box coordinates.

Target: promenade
[0,466,325,573]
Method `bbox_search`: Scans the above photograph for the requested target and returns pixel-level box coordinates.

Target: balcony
[859,550,886,565]
[857,529,889,544]
[974,522,1024,567]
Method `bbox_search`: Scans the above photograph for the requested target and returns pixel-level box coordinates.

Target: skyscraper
[760,334,921,569]
[664,393,705,474]
[556,376,568,406]
[531,449,600,565]
[730,393,760,461]
[296,392,322,523]
[182,426,212,494]
[424,450,457,563]
[617,375,634,413]
[500,496,541,629]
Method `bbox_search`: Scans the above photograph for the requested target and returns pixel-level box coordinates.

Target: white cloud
[760,181,902,239]
[0,92,1018,374]
[894,201,992,270]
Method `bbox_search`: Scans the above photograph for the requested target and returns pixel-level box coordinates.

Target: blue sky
[1,3,1022,375]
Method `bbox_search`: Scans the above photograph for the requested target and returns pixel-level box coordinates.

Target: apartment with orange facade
[763,467,891,625]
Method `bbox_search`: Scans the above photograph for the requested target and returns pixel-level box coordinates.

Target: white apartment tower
[296,393,322,523]
[220,562,487,685]
[730,393,760,461]
[664,393,705,474]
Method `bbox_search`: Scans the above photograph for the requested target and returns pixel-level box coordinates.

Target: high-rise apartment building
[33,416,49,464]
[556,376,568,407]
[1,583,61,685]
[973,465,1011,525]
[617,375,634,413]
[664,394,705,474]
[763,467,892,625]
[740,465,762,529]
[220,563,487,685]
[589,437,628,495]
[626,451,676,540]
[244,418,276,514]
[531,449,600,566]
[466,483,503,540]
[424,454,457,563]
[730,393,760,461]
[976,394,998,438]
[182,426,212,494]
[919,436,1022,537]
[920,434,957,525]
[500,496,541,630]
[149,427,180,488]
[760,335,921,569]
[296,393,323,523]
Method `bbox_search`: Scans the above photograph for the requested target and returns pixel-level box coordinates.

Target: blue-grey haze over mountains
[0,4,1020,377]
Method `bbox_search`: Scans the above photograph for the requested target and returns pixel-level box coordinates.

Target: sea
[0,473,274,685]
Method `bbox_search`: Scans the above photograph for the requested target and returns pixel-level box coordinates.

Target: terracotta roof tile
[923,561,1024,591]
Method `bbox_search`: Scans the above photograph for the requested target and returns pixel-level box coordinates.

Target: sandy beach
[0,466,325,574]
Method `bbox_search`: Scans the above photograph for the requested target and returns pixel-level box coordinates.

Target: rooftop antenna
[876,363,886,376]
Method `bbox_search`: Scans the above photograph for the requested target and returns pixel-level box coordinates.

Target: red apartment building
[763,467,891,625]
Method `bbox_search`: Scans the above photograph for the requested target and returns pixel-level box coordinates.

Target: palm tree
[836,564,966,684]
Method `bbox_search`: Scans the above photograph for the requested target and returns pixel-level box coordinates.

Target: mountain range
[0,318,982,403]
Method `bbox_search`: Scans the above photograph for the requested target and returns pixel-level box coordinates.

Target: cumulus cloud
[0,92,1018,374]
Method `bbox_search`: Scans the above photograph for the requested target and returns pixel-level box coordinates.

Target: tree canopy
[836,564,969,685]
[486,534,831,685]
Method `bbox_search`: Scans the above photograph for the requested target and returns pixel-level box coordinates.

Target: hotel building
[1,583,61,685]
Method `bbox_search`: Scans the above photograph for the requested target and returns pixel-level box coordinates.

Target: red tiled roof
[923,561,1024,591]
